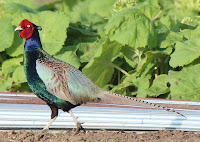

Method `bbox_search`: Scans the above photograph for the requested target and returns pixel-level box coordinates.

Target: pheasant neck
[24,30,42,51]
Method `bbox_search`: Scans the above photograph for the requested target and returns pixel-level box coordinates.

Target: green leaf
[148,74,170,97]
[0,18,14,52]
[89,0,116,18]
[12,65,27,83]
[55,47,80,69]
[111,73,137,93]
[134,0,161,20]
[18,83,31,92]
[66,22,99,46]
[3,2,36,14]
[170,38,200,67]
[1,56,23,76]
[181,25,200,40]
[159,31,184,48]
[68,22,99,38]
[6,32,24,57]
[83,39,122,88]
[59,0,79,13]
[169,64,200,101]
[69,0,107,27]
[159,14,178,31]
[0,78,13,92]
[136,75,151,98]
[139,47,172,76]
[79,40,104,63]
[3,0,34,7]
[139,62,156,78]
[37,11,69,55]
[105,7,157,48]
[121,46,138,68]
[113,0,136,12]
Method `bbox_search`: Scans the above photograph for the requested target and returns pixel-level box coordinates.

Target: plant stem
[111,63,130,76]
[135,48,141,71]
[118,71,120,84]
[151,11,162,22]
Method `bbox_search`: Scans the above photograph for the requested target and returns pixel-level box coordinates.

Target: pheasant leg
[69,110,84,134]
[43,104,58,131]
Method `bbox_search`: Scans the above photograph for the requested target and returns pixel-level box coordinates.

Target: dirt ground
[0,129,199,142]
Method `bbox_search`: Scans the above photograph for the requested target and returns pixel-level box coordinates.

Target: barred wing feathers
[36,58,102,105]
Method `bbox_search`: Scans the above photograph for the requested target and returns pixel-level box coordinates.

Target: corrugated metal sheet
[0,93,200,131]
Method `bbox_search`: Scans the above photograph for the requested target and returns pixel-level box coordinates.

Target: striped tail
[98,91,186,118]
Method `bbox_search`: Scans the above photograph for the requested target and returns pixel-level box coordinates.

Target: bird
[15,19,185,133]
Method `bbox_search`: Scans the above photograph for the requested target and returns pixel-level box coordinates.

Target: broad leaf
[139,47,172,76]
[170,38,200,67]
[148,74,170,97]
[136,75,151,98]
[59,0,79,13]
[83,39,122,88]
[169,64,200,101]
[3,2,36,14]
[18,83,31,92]
[69,0,106,27]
[6,32,24,57]
[37,11,69,55]
[89,0,116,18]
[111,73,137,93]
[12,65,27,83]
[0,18,14,52]
[55,49,80,69]
[1,56,23,76]
[79,40,104,63]
[0,78,13,92]
[105,7,157,48]
[134,0,160,20]
[121,46,138,68]
[159,31,184,48]
[66,22,99,46]
[181,25,200,40]
[3,0,34,7]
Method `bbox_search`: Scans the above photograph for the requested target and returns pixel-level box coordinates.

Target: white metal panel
[0,103,200,131]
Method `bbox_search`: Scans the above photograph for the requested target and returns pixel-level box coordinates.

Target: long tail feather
[98,91,186,118]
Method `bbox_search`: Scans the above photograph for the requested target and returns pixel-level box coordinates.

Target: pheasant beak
[14,26,24,31]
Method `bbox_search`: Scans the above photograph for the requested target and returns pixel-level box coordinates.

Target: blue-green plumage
[24,48,77,112]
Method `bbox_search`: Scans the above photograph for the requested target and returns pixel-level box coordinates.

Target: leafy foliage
[148,74,169,97]
[169,64,200,101]
[170,38,200,67]
[83,39,122,88]
[1,0,200,101]
[105,8,157,48]
[0,18,14,52]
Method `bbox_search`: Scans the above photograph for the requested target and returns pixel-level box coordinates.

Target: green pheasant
[15,19,185,133]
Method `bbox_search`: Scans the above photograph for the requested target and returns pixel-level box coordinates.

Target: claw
[69,110,86,134]
[42,128,48,133]
[74,122,85,135]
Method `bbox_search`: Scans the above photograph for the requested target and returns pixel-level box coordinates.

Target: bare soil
[0,130,199,142]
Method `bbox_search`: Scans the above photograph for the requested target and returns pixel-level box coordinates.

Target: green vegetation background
[0,0,200,101]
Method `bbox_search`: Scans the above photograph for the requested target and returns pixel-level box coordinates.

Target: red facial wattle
[19,19,35,39]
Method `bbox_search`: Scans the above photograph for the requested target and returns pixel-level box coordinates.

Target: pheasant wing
[36,58,77,104]
[36,58,101,105]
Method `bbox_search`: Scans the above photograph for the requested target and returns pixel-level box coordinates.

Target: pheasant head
[15,19,42,51]
[15,19,42,39]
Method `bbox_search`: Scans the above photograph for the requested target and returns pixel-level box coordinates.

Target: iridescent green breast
[23,48,77,111]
